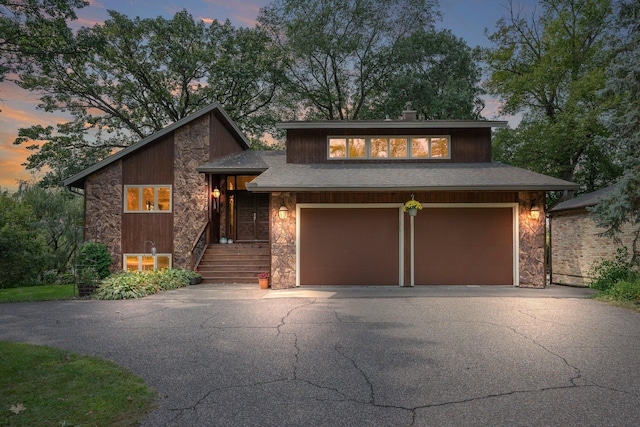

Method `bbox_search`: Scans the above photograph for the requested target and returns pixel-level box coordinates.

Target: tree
[589,0,640,259]
[485,0,617,194]
[0,188,44,287]
[367,29,485,120]
[13,10,282,186]
[0,0,87,98]
[257,0,444,120]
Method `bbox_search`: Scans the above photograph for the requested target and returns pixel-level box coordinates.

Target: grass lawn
[0,341,156,427]
[0,285,77,303]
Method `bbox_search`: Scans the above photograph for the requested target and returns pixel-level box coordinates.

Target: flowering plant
[403,199,423,212]
[257,272,270,279]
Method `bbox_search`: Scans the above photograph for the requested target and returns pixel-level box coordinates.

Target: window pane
[125,256,139,272]
[390,138,408,158]
[431,138,449,158]
[349,138,366,158]
[142,187,155,211]
[370,138,388,158]
[329,138,347,158]
[411,138,429,158]
[127,188,140,211]
[157,187,171,211]
[157,256,170,270]
[141,256,155,271]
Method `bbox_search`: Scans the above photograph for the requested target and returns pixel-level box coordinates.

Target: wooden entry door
[236,192,269,241]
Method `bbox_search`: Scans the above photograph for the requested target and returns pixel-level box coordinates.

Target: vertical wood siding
[286,127,492,164]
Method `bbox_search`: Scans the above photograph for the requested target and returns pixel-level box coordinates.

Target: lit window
[328,136,450,160]
[124,254,172,271]
[124,186,172,212]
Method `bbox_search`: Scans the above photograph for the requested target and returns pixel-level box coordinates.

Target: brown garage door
[414,208,513,285]
[300,208,399,285]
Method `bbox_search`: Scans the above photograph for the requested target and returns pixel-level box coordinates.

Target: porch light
[530,205,541,220]
[278,203,288,219]
[212,186,221,212]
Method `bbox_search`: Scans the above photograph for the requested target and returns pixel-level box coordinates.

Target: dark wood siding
[121,134,175,255]
[297,191,518,204]
[286,127,491,164]
[210,111,245,160]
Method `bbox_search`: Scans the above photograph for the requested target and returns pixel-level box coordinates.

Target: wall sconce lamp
[212,186,221,212]
[530,205,541,220]
[144,240,156,256]
[278,203,288,219]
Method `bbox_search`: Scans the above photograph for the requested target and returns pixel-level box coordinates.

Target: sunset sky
[0,0,534,191]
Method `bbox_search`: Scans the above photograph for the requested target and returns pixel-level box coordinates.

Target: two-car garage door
[299,205,515,286]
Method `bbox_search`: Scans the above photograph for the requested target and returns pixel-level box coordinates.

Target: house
[549,186,637,287]
[63,102,578,289]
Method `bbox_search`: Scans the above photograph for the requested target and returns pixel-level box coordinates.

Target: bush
[589,247,639,291]
[93,269,196,300]
[76,241,112,279]
[601,279,640,303]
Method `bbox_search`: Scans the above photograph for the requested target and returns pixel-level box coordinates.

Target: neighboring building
[549,186,637,287]
[64,103,577,289]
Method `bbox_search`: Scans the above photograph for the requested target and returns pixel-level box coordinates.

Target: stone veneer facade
[173,114,210,269]
[518,191,546,288]
[268,191,548,289]
[551,209,637,286]
[270,192,297,289]
[84,160,123,271]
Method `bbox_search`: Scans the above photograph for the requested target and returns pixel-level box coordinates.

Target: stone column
[173,115,210,269]
[84,161,123,271]
[270,192,297,289]
[518,191,546,288]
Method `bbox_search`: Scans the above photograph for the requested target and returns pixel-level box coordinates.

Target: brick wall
[550,209,637,286]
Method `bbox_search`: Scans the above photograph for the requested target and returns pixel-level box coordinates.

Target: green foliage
[0,341,156,426]
[258,0,466,121]
[13,10,282,185]
[485,0,618,191]
[600,280,640,303]
[94,269,196,300]
[589,247,639,291]
[589,0,640,244]
[76,241,112,279]
[0,189,45,288]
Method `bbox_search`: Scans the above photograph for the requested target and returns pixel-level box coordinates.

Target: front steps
[197,243,270,284]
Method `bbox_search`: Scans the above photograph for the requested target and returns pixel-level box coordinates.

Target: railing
[190,221,210,270]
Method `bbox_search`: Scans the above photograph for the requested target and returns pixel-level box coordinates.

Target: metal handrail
[190,221,210,270]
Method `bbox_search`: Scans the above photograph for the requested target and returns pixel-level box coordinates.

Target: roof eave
[276,120,508,130]
[246,184,579,193]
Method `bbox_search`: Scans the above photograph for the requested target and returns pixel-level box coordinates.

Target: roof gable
[62,102,250,188]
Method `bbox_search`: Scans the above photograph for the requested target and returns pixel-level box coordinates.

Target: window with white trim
[124,254,172,272]
[328,136,450,159]
[124,185,172,212]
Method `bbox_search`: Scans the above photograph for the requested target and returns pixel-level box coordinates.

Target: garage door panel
[300,208,399,285]
[415,208,513,285]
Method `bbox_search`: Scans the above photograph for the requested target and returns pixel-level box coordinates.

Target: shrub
[93,269,195,300]
[76,241,112,279]
[601,280,640,303]
[589,247,639,291]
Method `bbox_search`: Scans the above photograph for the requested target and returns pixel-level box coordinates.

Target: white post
[410,214,415,287]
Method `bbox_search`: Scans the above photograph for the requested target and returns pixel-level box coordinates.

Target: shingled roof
[198,151,577,192]
[549,186,614,213]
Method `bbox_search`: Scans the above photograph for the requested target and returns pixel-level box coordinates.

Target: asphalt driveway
[1,284,639,426]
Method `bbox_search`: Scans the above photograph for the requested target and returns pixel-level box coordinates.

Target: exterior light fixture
[212,186,221,212]
[530,205,541,220]
[144,240,156,256]
[278,203,288,219]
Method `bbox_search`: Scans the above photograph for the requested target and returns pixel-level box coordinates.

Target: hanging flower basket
[404,199,423,216]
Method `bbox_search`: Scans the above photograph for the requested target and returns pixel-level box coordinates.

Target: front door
[236,192,269,241]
